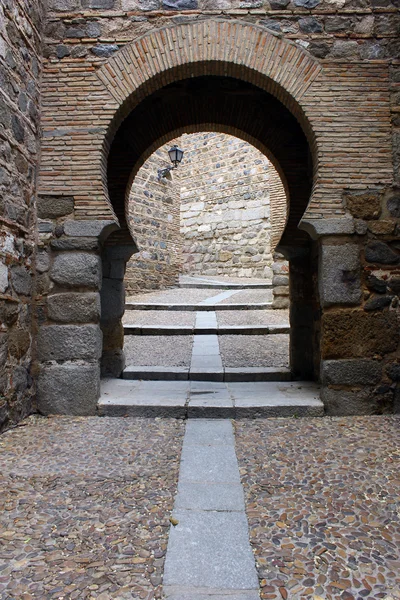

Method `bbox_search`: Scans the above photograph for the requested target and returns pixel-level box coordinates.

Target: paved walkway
[1,415,399,599]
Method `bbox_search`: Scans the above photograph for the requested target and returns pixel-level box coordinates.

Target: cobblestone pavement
[0,416,185,600]
[124,335,194,367]
[235,416,400,600]
[219,334,290,368]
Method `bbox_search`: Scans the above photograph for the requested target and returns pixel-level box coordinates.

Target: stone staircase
[99,277,323,417]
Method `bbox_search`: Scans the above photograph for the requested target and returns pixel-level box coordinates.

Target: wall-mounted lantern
[157,144,184,181]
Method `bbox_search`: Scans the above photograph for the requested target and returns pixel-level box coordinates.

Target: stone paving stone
[123,310,196,326]
[179,445,241,484]
[175,482,245,511]
[217,309,289,326]
[220,290,273,304]
[235,416,400,600]
[0,416,185,600]
[195,311,218,327]
[163,510,260,590]
[199,290,243,304]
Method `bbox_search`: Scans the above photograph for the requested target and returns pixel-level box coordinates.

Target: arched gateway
[36,20,397,417]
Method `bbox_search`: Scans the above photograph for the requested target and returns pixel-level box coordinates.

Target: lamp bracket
[157,165,175,181]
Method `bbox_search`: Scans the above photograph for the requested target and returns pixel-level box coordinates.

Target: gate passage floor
[1,415,399,600]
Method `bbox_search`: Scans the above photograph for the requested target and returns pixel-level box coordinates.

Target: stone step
[123,324,290,336]
[122,365,292,382]
[125,302,273,311]
[179,282,272,289]
[98,379,323,418]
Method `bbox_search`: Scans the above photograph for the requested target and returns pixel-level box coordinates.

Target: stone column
[100,244,137,377]
[36,218,117,416]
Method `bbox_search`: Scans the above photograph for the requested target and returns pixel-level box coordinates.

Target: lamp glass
[168,145,184,166]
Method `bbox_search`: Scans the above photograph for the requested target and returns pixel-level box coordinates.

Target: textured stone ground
[126,288,221,304]
[124,335,194,367]
[123,311,196,327]
[0,416,184,600]
[220,289,273,304]
[235,416,400,600]
[219,334,290,368]
[217,310,289,327]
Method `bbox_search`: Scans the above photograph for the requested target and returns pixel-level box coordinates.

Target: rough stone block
[48,292,101,323]
[343,190,382,220]
[8,328,31,359]
[50,252,101,289]
[321,386,381,416]
[36,250,50,274]
[321,359,382,385]
[37,363,99,415]
[0,263,8,293]
[101,349,125,377]
[37,324,102,361]
[51,238,99,251]
[63,220,115,238]
[37,195,74,219]
[10,266,32,296]
[322,309,399,359]
[319,244,361,307]
[365,241,400,265]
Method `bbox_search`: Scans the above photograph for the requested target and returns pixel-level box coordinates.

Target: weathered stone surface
[37,363,100,415]
[294,0,319,7]
[300,217,355,239]
[37,324,102,361]
[308,41,330,59]
[50,237,99,251]
[101,349,125,377]
[321,359,382,385]
[63,220,115,238]
[82,0,114,7]
[388,276,400,294]
[272,275,289,286]
[364,295,393,311]
[321,386,383,416]
[298,17,323,33]
[0,263,8,293]
[162,0,197,8]
[56,44,70,59]
[8,328,31,359]
[48,292,101,323]
[387,194,400,218]
[386,362,400,381]
[367,220,395,235]
[36,250,50,273]
[91,44,119,57]
[366,273,387,294]
[365,241,400,265]
[37,195,74,218]
[50,252,101,288]
[10,266,32,296]
[343,190,382,219]
[319,244,361,307]
[322,309,399,358]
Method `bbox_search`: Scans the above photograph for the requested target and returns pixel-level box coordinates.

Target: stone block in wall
[321,387,382,416]
[37,324,102,361]
[63,220,116,239]
[37,363,99,415]
[322,309,399,359]
[319,244,361,307]
[365,241,400,266]
[321,359,382,386]
[10,266,32,296]
[51,238,100,252]
[343,190,382,220]
[37,195,74,219]
[0,263,8,293]
[47,292,101,323]
[50,253,101,289]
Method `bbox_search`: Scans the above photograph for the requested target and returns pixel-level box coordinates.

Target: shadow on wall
[126,132,288,295]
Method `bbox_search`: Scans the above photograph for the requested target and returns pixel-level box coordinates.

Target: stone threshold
[123,324,290,335]
[98,380,323,418]
[122,366,292,382]
[125,302,273,311]
[98,379,324,419]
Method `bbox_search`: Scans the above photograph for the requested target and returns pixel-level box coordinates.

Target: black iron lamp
[157,144,184,180]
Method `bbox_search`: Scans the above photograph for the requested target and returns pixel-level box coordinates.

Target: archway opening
[101,73,319,382]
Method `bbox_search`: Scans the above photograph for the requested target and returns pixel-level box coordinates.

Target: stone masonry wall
[179,132,274,279]
[125,147,181,294]
[0,0,44,432]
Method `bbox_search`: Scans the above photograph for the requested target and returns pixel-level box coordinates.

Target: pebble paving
[123,311,196,327]
[219,334,290,368]
[126,289,221,304]
[220,289,273,304]
[235,416,400,600]
[0,416,185,600]
[217,310,289,327]
[124,336,194,367]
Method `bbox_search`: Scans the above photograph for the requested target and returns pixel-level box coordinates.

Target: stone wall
[125,147,181,294]
[179,132,273,279]
[0,0,44,432]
